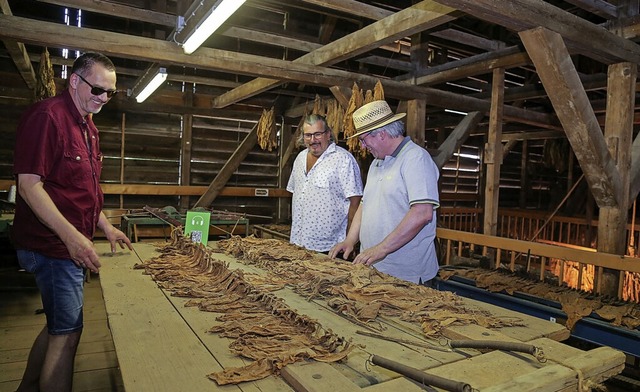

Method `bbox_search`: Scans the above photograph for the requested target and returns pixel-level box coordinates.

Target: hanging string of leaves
[325,98,343,142]
[295,110,308,148]
[373,79,385,101]
[35,47,56,101]
[312,94,325,116]
[257,106,277,151]
[343,82,364,156]
[543,139,568,173]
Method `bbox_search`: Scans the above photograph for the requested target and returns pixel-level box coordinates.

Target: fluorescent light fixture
[134,67,167,103]
[181,0,246,54]
[444,109,469,116]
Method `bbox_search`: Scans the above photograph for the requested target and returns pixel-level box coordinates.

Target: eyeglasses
[75,73,118,98]
[303,130,328,140]
[358,132,374,146]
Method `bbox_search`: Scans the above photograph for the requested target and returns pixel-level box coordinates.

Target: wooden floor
[0,266,124,392]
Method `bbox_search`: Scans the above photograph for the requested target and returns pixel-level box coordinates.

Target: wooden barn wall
[189,115,280,222]
[0,98,579,223]
[0,103,23,182]
[440,143,481,207]
[0,100,281,222]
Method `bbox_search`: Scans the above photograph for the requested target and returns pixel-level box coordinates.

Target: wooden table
[96,241,625,392]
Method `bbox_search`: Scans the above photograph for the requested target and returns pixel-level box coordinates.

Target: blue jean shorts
[17,250,84,335]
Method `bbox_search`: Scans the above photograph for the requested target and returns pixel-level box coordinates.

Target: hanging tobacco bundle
[343,82,366,158]
[325,98,343,142]
[363,80,384,105]
[312,94,325,116]
[257,106,277,151]
[373,79,385,101]
[35,47,56,101]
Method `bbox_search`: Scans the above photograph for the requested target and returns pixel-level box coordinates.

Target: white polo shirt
[360,137,440,283]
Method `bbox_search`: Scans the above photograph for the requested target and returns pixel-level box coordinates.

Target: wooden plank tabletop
[96,240,624,392]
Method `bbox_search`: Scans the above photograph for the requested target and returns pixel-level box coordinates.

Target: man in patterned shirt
[287,114,363,252]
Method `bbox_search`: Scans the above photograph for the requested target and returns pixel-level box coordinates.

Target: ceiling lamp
[132,67,168,103]
[177,0,246,54]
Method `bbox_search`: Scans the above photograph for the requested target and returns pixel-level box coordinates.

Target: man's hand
[65,232,101,273]
[352,244,386,266]
[329,241,354,260]
[103,224,134,254]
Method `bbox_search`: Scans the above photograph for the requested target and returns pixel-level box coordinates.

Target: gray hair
[297,114,334,145]
[371,119,404,138]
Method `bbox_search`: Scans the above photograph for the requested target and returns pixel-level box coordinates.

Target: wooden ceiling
[0,0,637,128]
[0,0,639,183]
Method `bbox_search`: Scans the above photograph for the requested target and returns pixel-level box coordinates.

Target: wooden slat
[436,227,640,273]
[98,248,241,392]
[280,362,360,392]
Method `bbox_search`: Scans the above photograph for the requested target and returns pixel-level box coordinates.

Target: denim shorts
[17,250,84,335]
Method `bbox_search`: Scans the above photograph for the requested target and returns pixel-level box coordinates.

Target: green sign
[185,211,211,245]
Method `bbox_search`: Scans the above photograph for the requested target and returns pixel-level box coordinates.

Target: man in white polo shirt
[329,100,440,285]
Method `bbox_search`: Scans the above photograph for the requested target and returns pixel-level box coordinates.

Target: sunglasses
[75,73,118,98]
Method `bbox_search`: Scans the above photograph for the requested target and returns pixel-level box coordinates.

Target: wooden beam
[435,0,640,63]
[36,0,176,26]
[102,184,290,197]
[563,0,618,19]
[0,13,558,130]
[434,111,484,169]
[409,46,530,86]
[0,0,37,89]
[436,227,640,274]
[606,62,636,207]
[430,28,505,51]
[598,61,636,296]
[629,133,640,201]
[329,86,351,108]
[406,99,426,147]
[501,130,566,142]
[180,91,194,211]
[0,180,291,197]
[298,0,394,20]
[483,68,505,237]
[212,1,457,108]
[519,27,622,208]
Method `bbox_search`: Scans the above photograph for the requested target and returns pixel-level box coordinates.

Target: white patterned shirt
[287,143,363,252]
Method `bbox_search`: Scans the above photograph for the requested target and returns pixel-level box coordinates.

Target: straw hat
[349,100,406,139]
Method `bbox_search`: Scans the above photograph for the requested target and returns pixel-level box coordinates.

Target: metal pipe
[371,355,473,392]
[448,340,545,362]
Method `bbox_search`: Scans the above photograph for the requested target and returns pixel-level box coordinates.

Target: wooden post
[119,112,126,209]
[180,90,193,211]
[483,68,505,237]
[598,62,636,296]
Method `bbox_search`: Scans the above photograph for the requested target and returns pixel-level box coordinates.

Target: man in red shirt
[12,52,132,392]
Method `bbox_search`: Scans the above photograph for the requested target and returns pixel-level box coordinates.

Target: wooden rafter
[519,27,623,208]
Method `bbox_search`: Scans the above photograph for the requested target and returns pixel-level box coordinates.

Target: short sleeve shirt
[360,137,440,283]
[12,90,104,259]
[287,143,363,252]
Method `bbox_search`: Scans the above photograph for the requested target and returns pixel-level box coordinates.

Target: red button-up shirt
[12,89,104,259]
